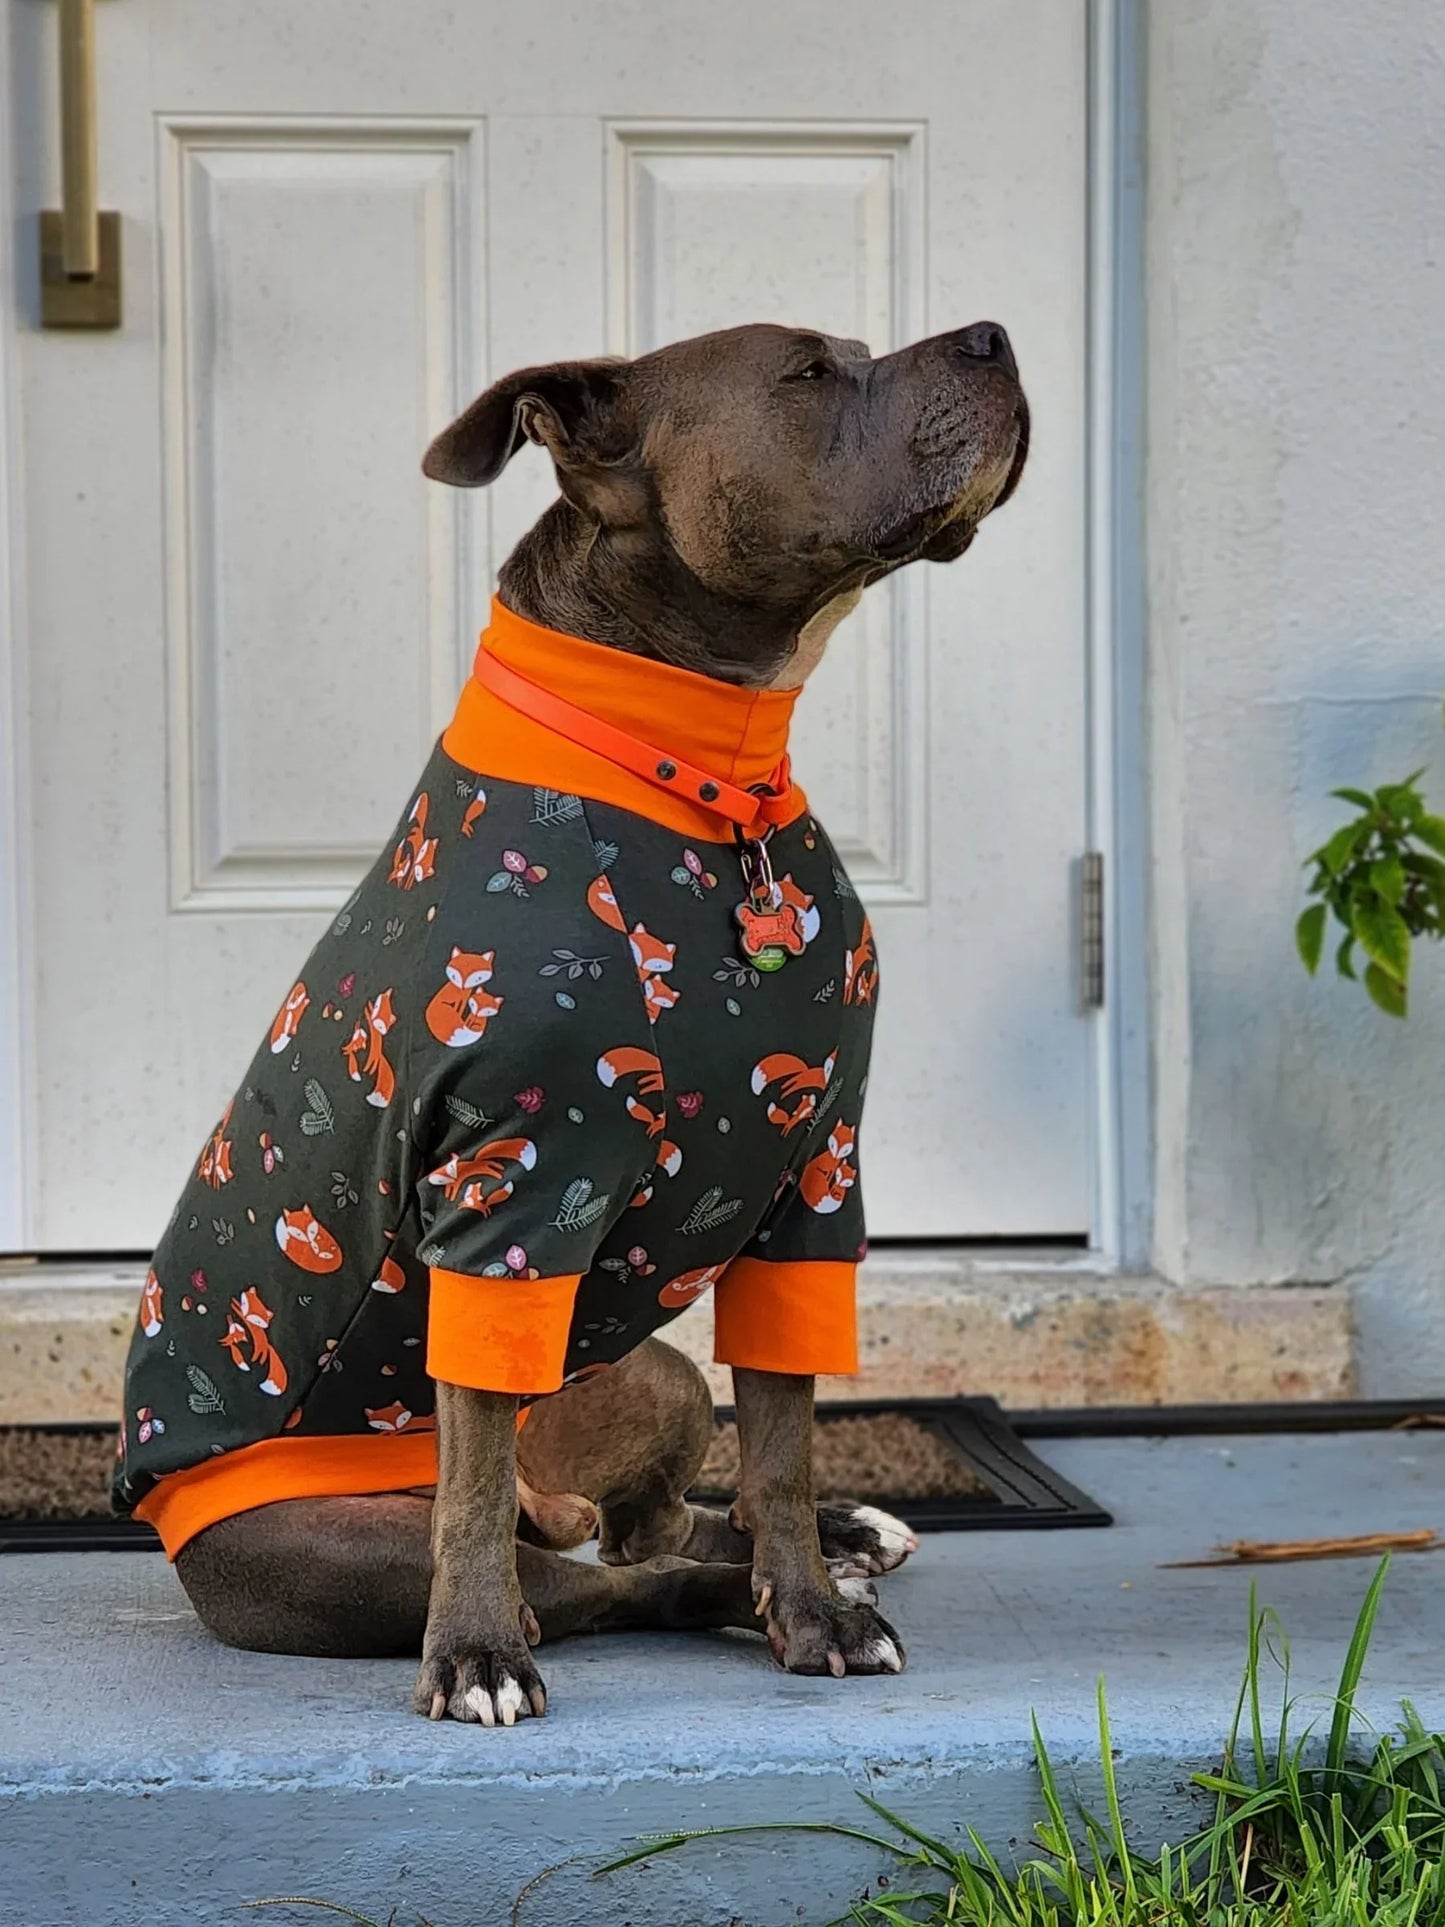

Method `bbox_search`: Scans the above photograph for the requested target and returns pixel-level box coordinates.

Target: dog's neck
[497,499,860,690]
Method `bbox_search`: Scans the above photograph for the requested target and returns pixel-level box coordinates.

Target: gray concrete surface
[2,1431,1443,1926]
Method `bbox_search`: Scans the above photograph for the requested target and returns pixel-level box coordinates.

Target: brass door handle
[40,0,122,327]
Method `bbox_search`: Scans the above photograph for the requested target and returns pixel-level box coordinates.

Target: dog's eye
[786,359,833,384]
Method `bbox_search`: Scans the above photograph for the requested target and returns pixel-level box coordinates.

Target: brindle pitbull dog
[176,321,1027,1724]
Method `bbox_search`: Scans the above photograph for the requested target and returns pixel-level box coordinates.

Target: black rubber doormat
[0,1397,1110,1551]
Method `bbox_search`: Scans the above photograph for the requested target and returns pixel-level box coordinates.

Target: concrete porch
[4,1428,1443,1927]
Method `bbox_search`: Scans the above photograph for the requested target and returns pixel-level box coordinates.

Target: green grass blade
[1327,1557,1391,1781]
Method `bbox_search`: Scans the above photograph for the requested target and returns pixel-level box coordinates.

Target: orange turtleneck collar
[443,598,808,841]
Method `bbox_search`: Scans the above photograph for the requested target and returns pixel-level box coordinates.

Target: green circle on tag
[752,946,788,972]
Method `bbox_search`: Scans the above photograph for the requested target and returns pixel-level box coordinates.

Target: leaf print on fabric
[671,848,718,898]
[714,954,762,990]
[389,792,439,891]
[555,992,576,1009]
[593,838,620,871]
[533,788,584,826]
[814,978,838,1003]
[678,1186,743,1236]
[185,1364,226,1417]
[832,864,858,900]
[539,948,608,981]
[444,1093,495,1134]
[552,1177,612,1232]
[487,849,549,897]
[211,1218,235,1246]
[330,1170,360,1210]
[299,1078,335,1137]
[807,1075,846,1135]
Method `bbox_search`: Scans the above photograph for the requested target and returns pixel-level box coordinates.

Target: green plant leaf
[1352,897,1412,981]
[1336,933,1357,980]
[1414,814,1445,857]
[1321,821,1368,876]
[1370,853,1406,904]
[1295,904,1327,974]
[1365,962,1407,1018]
[1330,787,1376,810]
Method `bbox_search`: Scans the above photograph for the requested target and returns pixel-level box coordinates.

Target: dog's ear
[422,359,630,488]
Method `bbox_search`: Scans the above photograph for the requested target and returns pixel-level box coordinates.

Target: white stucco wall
[1145,0,1445,1390]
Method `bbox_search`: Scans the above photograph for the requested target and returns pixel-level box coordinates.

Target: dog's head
[424,322,1028,683]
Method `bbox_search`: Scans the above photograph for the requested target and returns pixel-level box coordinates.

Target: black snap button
[656,761,677,781]
[698,781,720,802]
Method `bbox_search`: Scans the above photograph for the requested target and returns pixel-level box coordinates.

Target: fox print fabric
[115,751,876,1519]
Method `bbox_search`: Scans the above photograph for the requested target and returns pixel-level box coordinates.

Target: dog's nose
[951,322,1017,377]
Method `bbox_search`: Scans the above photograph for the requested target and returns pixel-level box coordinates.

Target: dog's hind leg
[517,1337,918,1578]
[175,1490,763,1657]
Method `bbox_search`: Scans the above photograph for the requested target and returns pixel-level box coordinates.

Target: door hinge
[1081,852,1105,1009]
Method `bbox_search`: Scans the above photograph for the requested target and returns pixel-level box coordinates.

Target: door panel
[8,0,1089,1247]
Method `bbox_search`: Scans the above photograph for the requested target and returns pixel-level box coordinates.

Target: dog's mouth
[868,397,1030,570]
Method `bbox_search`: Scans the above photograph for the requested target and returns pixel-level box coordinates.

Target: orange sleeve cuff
[427,1268,581,1395]
[712,1258,858,1375]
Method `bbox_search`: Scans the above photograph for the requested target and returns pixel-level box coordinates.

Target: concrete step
[3,1432,1442,1927]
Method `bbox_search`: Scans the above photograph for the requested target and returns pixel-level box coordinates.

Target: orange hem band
[427,1267,582,1395]
[712,1257,859,1376]
[442,599,809,840]
[134,1428,440,1560]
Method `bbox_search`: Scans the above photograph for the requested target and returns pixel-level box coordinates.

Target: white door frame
[0,19,37,1255]
[0,0,1151,1266]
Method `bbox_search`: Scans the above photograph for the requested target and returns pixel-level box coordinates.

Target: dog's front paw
[413,1603,547,1725]
[817,1502,919,1576]
[755,1573,905,1677]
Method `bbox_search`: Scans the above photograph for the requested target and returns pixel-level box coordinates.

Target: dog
[113,320,1027,1725]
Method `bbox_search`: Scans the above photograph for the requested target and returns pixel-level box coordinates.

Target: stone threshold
[0,1249,1353,1425]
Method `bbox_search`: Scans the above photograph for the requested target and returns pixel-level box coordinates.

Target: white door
[3,0,1089,1250]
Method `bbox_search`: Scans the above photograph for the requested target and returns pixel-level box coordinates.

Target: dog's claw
[429,1691,446,1721]
[827,1649,846,1678]
[755,1581,773,1618]
[520,1603,542,1647]
[528,1683,548,1718]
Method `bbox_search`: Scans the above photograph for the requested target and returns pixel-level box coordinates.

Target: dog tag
[735,898,806,966]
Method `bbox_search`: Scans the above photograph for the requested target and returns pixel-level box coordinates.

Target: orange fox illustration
[843,914,878,1005]
[596,1046,683,1180]
[777,876,821,945]
[138,1268,164,1338]
[800,1121,858,1215]
[217,1285,288,1395]
[587,874,627,930]
[342,988,397,1107]
[426,1136,537,1215]
[197,1103,235,1188]
[628,922,679,1023]
[364,1399,427,1432]
[460,787,488,837]
[424,948,503,1048]
[370,1253,406,1295]
[750,1050,838,1135]
[389,791,439,891]
[268,980,310,1054]
[656,1261,725,1310]
[274,1205,343,1274]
